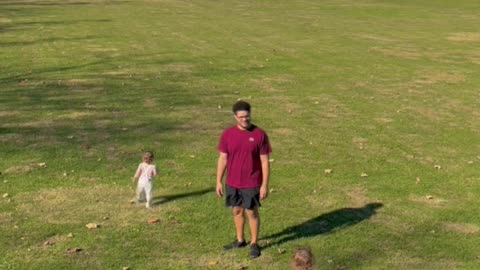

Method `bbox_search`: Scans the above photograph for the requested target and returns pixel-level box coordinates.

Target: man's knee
[232,207,244,216]
[245,208,259,219]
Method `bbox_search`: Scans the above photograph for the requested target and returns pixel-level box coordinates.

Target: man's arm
[216,152,228,197]
[259,154,270,200]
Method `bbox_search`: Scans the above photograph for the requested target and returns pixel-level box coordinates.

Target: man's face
[234,110,251,130]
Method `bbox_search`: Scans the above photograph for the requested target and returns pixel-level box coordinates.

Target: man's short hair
[232,101,251,113]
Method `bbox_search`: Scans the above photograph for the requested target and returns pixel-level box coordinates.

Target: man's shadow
[262,202,383,248]
[152,188,213,206]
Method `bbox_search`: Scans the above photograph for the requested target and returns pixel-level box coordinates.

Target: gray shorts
[225,185,261,210]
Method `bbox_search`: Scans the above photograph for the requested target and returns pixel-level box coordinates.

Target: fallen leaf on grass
[2,193,9,198]
[360,173,368,177]
[85,223,99,229]
[122,267,130,270]
[277,248,286,254]
[324,169,333,174]
[426,195,434,200]
[147,218,160,224]
[43,241,52,246]
[416,177,421,184]
[269,158,275,163]
[37,163,47,168]
[237,266,248,270]
[66,247,82,254]
[67,233,74,238]
[434,165,441,169]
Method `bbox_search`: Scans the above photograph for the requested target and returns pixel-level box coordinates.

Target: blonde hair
[142,151,154,163]
[291,247,314,270]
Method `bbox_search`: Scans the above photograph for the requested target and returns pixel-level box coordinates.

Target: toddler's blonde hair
[143,151,154,162]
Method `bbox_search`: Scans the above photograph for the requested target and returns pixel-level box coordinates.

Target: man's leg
[232,206,245,242]
[245,207,260,244]
[245,207,261,258]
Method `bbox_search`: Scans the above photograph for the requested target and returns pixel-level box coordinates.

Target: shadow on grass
[152,188,213,206]
[262,202,383,248]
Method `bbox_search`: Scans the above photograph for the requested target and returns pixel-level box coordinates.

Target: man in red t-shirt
[216,101,272,259]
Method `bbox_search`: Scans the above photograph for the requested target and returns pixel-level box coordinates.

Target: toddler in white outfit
[133,151,157,208]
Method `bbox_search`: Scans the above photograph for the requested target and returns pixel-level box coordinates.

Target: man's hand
[216,182,223,197]
[260,185,268,200]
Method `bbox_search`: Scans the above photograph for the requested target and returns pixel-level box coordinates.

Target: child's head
[291,247,314,270]
[142,151,154,163]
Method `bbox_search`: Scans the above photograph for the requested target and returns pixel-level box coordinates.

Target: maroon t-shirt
[218,125,272,188]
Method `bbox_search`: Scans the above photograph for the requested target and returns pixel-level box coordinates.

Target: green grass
[1,0,480,269]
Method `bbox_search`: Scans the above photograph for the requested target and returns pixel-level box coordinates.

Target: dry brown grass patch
[369,46,421,60]
[345,186,372,207]
[1,119,55,129]
[58,112,95,119]
[353,34,396,43]
[271,128,295,136]
[443,222,480,234]
[15,186,172,228]
[85,46,119,52]
[251,74,295,93]
[0,18,12,23]
[447,32,480,42]
[161,63,194,74]
[410,195,447,207]
[386,251,460,269]
[4,165,34,174]
[371,213,414,235]
[0,212,13,223]
[0,111,19,117]
[61,79,100,86]
[144,99,157,108]
[414,71,465,85]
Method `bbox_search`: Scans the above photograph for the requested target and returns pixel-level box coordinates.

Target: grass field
[1,0,480,269]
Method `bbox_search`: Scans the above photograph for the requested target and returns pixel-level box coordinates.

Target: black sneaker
[249,243,261,258]
[223,240,247,251]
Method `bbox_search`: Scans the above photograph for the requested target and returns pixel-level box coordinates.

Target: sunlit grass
[1,0,480,269]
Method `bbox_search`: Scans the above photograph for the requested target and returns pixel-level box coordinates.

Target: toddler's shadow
[151,188,213,206]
